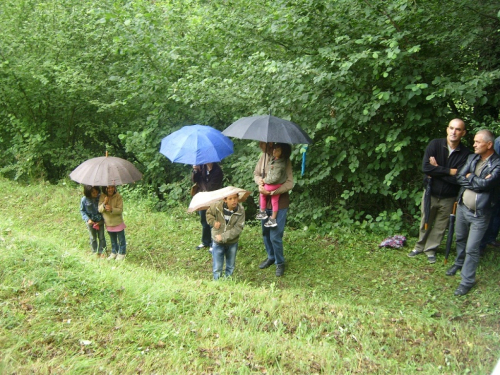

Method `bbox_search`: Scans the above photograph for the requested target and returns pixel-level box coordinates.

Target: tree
[1,0,499,232]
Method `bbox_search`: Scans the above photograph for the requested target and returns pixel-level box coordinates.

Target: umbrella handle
[261,152,267,178]
[452,201,458,215]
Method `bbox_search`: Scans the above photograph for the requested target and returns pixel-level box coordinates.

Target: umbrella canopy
[160,125,233,165]
[69,155,142,186]
[444,202,458,264]
[222,114,312,144]
[188,186,250,212]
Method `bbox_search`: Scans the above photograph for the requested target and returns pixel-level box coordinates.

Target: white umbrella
[188,186,250,212]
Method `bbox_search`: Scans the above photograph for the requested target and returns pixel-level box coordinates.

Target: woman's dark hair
[274,143,292,160]
[102,186,117,195]
[83,185,100,198]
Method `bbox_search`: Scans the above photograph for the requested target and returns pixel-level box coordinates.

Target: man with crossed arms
[408,119,470,263]
[447,129,500,296]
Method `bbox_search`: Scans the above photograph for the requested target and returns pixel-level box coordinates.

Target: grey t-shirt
[463,158,489,210]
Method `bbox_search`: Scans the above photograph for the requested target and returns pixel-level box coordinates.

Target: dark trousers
[199,210,212,247]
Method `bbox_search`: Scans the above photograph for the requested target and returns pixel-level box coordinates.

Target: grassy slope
[0,178,499,374]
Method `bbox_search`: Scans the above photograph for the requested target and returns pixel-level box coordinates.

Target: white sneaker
[255,211,268,220]
[107,253,117,260]
[264,218,278,227]
[116,254,126,261]
[209,247,213,253]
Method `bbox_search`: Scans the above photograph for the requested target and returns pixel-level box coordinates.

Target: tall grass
[0,178,499,374]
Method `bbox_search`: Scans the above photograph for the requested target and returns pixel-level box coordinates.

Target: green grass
[0,178,499,374]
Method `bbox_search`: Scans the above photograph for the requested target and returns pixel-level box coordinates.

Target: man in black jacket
[408,119,470,263]
[446,129,500,296]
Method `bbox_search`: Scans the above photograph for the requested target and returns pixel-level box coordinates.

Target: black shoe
[407,250,422,258]
[276,264,285,277]
[454,284,472,296]
[446,265,462,276]
[258,258,275,269]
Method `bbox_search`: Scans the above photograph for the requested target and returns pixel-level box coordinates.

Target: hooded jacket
[264,157,288,185]
[80,195,103,223]
[206,200,245,245]
[98,192,124,227]
[456,152,500,216]
[254,153,294,209]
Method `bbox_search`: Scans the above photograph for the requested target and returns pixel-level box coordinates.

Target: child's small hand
[214,221,221,229]
[215,234,222,242]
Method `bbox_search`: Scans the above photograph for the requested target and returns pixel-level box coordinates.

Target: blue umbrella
[160,125,234,165]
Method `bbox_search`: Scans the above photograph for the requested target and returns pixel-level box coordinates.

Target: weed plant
[0,178,499,374]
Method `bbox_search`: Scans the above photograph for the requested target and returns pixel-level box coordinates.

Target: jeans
[261,208,288,265]
[212,242,238,280]
[108,230,126,255]
[479,202,500,251]
[86,221,106,254]
[454,204,490,287]
[199,210,212,247]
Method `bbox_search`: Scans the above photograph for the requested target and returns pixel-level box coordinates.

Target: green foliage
[0,0,499,230]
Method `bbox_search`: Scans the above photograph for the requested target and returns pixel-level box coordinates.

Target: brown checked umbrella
[69,152,142,186]
[444,201,458,264]
[423,176,432,230]
[188,186,250,212]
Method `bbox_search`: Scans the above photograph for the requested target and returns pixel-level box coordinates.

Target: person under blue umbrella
[192,162,223,252]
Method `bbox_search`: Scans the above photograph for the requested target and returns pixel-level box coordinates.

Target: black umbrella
[444,201,458,264]
[222,114,312,144]
[423,176,432,230]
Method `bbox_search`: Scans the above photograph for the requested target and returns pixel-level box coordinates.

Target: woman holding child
[254,142,294,277]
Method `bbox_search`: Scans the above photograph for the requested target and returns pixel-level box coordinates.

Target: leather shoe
[454,284,472,296]
[258,258,275,269]
[276,264,285,277]
[446,265,462,276]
